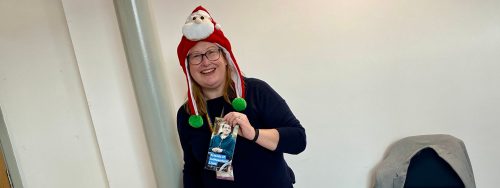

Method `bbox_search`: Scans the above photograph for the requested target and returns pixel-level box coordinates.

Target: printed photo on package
[205,118,238,180]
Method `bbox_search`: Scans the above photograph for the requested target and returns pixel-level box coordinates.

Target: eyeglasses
[187,48,222,65]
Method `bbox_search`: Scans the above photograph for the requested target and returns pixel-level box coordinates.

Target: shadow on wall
[369,134,475,188]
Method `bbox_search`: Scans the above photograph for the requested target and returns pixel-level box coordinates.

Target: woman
[176,6,306,188]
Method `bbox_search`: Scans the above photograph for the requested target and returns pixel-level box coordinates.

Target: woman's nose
[199,56,210,66]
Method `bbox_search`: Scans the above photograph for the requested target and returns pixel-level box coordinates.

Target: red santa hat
[177,6,246,128]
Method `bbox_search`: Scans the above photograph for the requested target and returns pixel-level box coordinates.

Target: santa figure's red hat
[177,6,246,128]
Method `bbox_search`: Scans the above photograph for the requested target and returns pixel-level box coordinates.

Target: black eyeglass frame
[187,48,223,65]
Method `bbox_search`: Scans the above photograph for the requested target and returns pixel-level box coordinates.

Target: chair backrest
[404,147,464,188]
[372,134,476,188]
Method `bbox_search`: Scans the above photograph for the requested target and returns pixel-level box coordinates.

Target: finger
[224,112,237,125]
[233,115,240,125]
[236,115,245,126]
[230,112,240,125]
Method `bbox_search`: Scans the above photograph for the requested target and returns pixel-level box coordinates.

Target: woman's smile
[200,68,216,74]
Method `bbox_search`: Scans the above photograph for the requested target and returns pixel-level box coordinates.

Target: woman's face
[221,123,231,136]
[188,41,227,93]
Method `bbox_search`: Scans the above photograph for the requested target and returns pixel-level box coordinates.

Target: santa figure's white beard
[182,22,214,41]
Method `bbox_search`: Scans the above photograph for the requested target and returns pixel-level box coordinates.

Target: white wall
[61,0,157,187]
[152,1,500,187]
[0,0,109,187]
[2,0,498,187]
[0,0,156,188]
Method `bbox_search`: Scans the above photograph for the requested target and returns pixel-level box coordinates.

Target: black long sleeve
[176,77,306,188]
[249,78,307,154]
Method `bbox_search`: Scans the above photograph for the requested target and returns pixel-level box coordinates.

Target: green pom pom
[188,115,203,128]
[232,97,247,111]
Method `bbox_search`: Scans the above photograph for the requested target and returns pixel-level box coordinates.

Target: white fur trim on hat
[217,44,243,99]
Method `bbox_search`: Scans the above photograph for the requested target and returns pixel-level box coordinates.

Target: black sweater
[177,78,306,188]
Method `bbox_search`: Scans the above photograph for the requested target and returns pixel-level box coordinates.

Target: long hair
[186,54,236,116]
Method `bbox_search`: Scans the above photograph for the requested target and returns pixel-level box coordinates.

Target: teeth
[201,68,215,74]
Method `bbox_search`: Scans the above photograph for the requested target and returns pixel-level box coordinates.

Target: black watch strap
[252,128,259,142]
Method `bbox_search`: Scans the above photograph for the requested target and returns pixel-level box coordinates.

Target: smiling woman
[174,6,306,188]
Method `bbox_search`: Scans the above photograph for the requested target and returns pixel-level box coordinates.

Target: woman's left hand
[224,112,255,141]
